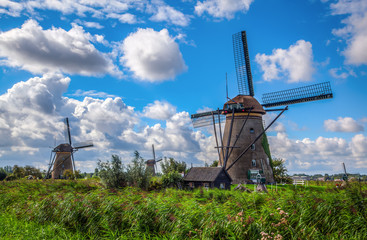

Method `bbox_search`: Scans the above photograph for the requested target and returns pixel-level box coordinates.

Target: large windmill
[145,144,163,176]
[45,118,93,179]
[191,31,333,184]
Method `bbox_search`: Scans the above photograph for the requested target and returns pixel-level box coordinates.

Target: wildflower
[237,211,243,216]
[270,213,274,216]
[274,234,283,240]
[277,207,281,210]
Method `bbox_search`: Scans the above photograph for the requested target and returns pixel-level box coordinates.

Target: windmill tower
[145,144,163,175]
[45,118,93,179]
[191,31,333,184]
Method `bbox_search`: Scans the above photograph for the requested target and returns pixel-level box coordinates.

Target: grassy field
[0,180,366,239]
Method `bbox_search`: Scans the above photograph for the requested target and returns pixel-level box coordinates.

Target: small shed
[183,167,232,190]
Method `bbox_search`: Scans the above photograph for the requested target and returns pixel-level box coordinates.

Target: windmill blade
[65,118,72,146]
[156,158,163,163]
[262,82,333,108]
[191,110,226,128]
[45,152,56,179]
[152,144,156,161]
[232,31,254,96]
[73,141,93,149]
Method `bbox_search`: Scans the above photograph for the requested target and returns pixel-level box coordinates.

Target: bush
[97,155,127,188]
[126,151,151,190]
[0,168,7,181]
[162,172,183,188]
[149,176,163,190]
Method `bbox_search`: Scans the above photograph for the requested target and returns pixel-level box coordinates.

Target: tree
[126,151,151,190]
[0,168,7,181]
[160,158,186,175]
[12,165,25,179]
[272,158,291,183]
[210,160,219,167]
[97,154,127,188]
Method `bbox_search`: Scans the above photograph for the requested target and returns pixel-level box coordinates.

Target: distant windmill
[145,144,163,176]
[45,118,93,179]
[191,31,333,184]
[342,162,348,181]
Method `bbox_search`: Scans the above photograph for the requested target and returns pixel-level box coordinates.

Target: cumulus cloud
[120,28,187,82]
[0,73,70,149]
[0,20,119,76]
[268,132,367,174]
[255,40,315,83]
[195,0,254,19]
[331,0,367,65]
[150,5,191,26]
[324,117,364,132]
[142,100,177,120]
[351,134,367,157]
[0,73,212,170]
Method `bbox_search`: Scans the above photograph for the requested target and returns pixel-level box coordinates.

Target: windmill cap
[54,143,73,152]
[224,95,266,115]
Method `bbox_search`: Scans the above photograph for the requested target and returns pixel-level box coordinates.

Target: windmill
[342,162,348,181]
[191,31,333,184]
[145,144,163,176]
[45,118,93,179]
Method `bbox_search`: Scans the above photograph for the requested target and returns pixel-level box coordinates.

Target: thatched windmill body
[46,118,93,179]
[191,31,333,184]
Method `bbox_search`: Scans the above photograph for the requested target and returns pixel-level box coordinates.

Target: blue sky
[0,0,366,175]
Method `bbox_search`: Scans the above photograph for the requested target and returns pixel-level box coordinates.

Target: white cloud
[0,1,190,27]
[107,13,138,24]
[331,0,367,65]
[268,132,367,174]
[351,134,367,157]
[0,73,70,150]
[0,0,23,16]
[120,28,187,82]
[324,117,364,132]
[150,5,191,26]
[0,73,211,170]
[69,89,118,99]
[142,100,177,120]
[80,21,104,29]
[195,0,254,19]
[255,40,315,83]
[329,67,356,79]
[0,20,119,76]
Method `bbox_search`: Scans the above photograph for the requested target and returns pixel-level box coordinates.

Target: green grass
[0,179,366,239]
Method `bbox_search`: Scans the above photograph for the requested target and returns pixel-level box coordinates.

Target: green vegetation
[0,180,366,239]
[272,158,292,184]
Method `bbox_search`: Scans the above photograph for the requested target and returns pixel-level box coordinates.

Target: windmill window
[203,183,209,189]
[189,182,194,188]
[251,144,255,150]
[252,159,256,167]
[250,128,255,134]
[220,183,225,189]
[266,158,270,165]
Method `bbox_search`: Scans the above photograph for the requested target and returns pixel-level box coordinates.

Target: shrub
[97,155,127,188]
[0,168,7,181]
[162,172,183,188]
[149,176,163,190]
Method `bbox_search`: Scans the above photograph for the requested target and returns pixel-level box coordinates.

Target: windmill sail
[191,110,226,128]
[73,141,93,149]
[232,31,254,96]
[261,82,333,108]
